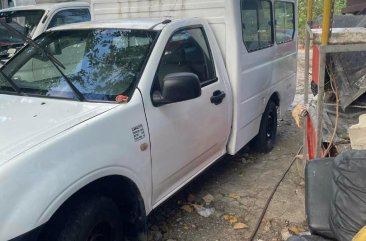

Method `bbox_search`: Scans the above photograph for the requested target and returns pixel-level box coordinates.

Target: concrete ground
[146,51,307,241]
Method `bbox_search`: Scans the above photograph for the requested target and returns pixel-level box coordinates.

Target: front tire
[49,196,124,241]
[253,100,277,153]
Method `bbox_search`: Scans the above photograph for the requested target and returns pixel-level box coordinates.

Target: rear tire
[48,196,125,241]
[253,100,277,153]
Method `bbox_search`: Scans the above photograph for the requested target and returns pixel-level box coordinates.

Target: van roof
[0,2,89,12]
[48,18,188,31]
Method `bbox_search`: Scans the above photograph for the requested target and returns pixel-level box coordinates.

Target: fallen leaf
[229,193,241,200]
[181,204,193,213]
[288,226,305,235]
[291,104,308,128]
[202,194,214,205]
[233,222,249,230]
[223,214,238,224]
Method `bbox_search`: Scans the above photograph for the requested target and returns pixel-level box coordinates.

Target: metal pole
[316,47,326,158]
[321,0,332,45]
[307,0,314,23]
[303,28,310,160]
[304,0,313,160]
[315,0,331,157]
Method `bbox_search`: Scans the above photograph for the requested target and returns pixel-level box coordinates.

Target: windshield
[0,10,44,50]
[0,29,158,101]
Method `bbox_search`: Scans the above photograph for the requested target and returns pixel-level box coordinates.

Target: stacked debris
[311,15,366,152]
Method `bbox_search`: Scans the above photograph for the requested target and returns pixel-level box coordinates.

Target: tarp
[329,150,366,241]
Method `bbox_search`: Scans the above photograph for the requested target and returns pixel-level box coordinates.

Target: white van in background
[1,0,91,9]
[0,1,90,65]
[91,0,298,154]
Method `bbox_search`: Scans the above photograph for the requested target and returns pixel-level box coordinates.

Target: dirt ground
[147,51,307,241]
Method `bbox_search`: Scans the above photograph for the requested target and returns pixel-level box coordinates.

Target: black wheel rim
[87,222,114,241]
[266,108,276,143]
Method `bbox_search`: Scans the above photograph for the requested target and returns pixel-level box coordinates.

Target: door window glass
[241,0,274,52]
[47,9,91,29]
[275,1,295,43]
[156,27,216,88]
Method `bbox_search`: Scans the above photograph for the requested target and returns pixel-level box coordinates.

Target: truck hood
[0,95,116,164]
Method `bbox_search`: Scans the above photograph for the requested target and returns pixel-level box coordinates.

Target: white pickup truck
[0,1,90,65]
[0,0,297,240]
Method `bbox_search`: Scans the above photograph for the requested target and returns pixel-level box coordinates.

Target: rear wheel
[253,100,277,153]
[48,196,124,241]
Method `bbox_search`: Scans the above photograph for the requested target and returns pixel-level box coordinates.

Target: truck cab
[0,2,90,65]
[0,0,297,240]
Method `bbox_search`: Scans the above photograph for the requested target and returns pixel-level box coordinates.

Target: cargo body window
[275,1,295,44]
[47,9,91,29]
[241,0,274,52]
[156,27,217,88]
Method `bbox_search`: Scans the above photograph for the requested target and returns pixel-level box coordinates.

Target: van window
[156,27,216,88]
[241,0,274,52]
[47,9,91,29]
[275,1,295,43]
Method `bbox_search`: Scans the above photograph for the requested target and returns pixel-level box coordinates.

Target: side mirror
[153,72,201,106]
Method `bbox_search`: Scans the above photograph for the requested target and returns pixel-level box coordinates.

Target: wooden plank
[312,28,366,45]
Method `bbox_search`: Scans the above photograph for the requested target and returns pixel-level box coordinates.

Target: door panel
[145,27,230,204]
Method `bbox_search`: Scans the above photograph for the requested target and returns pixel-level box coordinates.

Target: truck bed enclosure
[92,0,228,60]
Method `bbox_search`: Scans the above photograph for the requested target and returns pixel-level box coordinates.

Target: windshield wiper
[0,69,23,94]
[0,19,85,101]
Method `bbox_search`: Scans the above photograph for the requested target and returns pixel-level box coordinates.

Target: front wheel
[50,196,125,241]
[253,100,278,153]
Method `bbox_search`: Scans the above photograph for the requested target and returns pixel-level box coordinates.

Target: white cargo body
[92,0,298,154]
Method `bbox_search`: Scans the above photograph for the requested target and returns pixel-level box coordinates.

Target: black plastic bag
[329,150,366,241]
[287,235,331,241]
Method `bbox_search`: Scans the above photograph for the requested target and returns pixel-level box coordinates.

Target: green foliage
[298,0,347,43]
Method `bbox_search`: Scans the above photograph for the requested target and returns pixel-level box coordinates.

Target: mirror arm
[152,91,169,107]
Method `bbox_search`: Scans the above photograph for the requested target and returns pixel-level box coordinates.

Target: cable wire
[323,64,339,157]
[249,145,304,241]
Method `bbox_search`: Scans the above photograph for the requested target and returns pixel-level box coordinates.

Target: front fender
[0,93,152,241]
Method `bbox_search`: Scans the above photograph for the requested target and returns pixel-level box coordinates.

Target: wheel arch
[38,175,147,241]
[269,91,280,108]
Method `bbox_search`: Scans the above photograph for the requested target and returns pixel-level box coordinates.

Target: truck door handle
[210,90,226,105]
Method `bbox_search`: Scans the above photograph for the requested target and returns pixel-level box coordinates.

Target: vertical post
[316,47,326,158]
[315,0,332,157]
[307,0,314,23]
[321,0,332,46]
[303,0,313,160]
[303,29,310,160]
